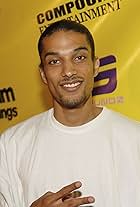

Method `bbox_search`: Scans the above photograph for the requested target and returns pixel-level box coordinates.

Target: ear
[93,57,100,77]
[39,67,48,85]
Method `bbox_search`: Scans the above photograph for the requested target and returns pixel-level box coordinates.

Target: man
[0,20,140,207]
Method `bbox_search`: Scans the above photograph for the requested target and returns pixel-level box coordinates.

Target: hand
[30,181,95,207]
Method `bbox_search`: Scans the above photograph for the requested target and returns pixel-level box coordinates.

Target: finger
[64,196,95,207]
[54,181,82,201]
[62,193,73,202]
[62,190,82,202]
[72,190,82,198]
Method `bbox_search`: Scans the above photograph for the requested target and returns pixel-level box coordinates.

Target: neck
[53,98,103,126]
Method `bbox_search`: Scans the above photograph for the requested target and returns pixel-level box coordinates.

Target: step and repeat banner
[0,0,140,132]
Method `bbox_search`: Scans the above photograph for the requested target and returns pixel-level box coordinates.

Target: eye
[48,59,61,65]
[75,55,86,62]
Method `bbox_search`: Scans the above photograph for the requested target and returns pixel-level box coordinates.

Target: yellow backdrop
[0,0,140,132]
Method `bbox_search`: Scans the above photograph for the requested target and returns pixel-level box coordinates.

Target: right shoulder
[0,109,52,145]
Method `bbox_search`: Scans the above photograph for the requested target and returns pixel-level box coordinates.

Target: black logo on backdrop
[0,87,18,121]
[36,0,122,33]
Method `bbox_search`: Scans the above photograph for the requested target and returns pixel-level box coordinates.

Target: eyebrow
[44,46,88,58]
[74,46,88,52]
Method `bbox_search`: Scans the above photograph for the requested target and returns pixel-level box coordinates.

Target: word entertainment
[37,0,121,33]
[0,87,18,121]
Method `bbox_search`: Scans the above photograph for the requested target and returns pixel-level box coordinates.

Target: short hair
[38,20,95,61]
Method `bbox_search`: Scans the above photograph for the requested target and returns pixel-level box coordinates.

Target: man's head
[38,20,99,109]
[38,19,95,67]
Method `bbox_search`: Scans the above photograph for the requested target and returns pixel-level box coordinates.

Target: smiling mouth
[63,82,81,88]
[61,81,82,91]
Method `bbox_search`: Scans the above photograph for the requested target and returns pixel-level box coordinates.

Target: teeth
[63,82,80,88]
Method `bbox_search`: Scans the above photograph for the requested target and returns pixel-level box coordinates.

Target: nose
[61,61,77,77]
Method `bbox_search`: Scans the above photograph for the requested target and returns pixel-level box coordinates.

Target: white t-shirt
[0,107,140,207]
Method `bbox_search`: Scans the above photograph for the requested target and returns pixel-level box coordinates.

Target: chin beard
[57,94,90,109]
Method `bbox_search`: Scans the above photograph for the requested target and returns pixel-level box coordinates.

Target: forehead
[41,30,90,54]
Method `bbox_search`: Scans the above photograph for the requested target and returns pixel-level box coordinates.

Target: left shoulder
[104,107,140,131]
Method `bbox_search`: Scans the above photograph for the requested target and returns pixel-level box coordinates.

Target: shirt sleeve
[0,133,13,207]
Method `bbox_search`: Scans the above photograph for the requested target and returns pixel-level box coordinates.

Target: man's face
[40,30,98,109]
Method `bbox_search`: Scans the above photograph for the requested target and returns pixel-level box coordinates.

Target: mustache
[59,76,84,85]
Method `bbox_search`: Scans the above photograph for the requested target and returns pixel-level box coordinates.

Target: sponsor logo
[0,87,15,103]
[36,0,122,33]
[0,87,18,121]
[94,54,124,105]
[93,55,117,96]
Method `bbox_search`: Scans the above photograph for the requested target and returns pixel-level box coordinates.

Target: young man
[0,20,140,207]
